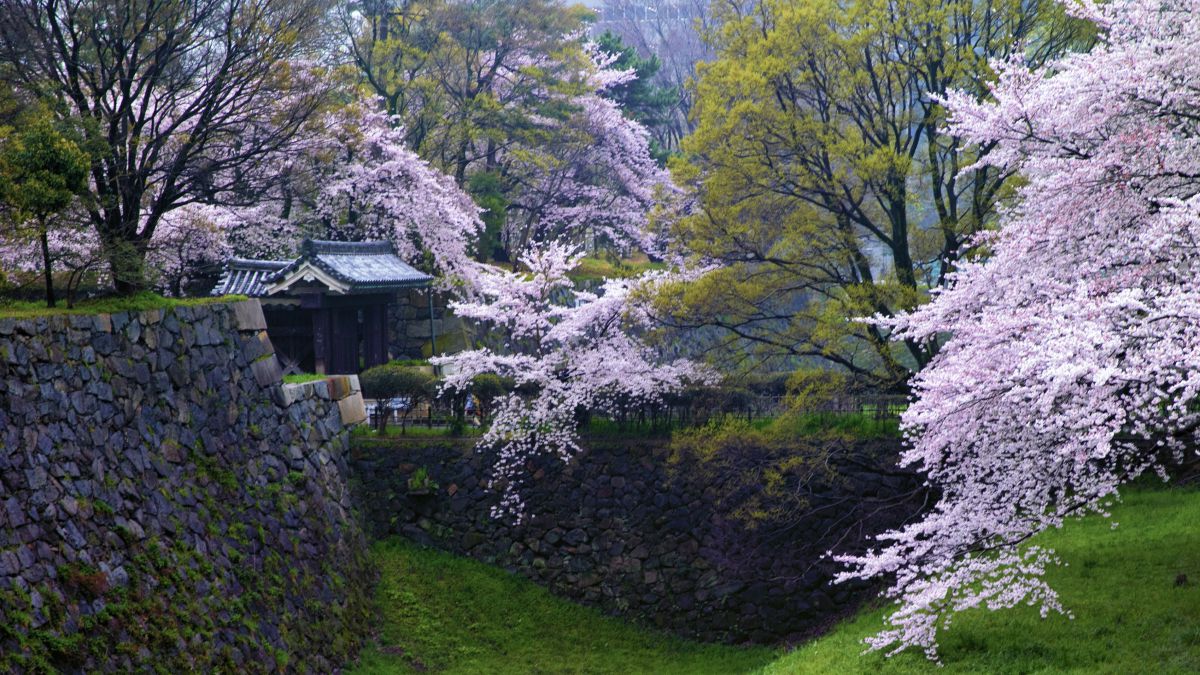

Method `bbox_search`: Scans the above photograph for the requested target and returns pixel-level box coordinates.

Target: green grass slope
[351,488,1200,674]
[768,488,1200,674]
[350,540,778,674]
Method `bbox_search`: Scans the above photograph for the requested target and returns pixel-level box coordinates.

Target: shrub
[360,364,437,435]
[468,373,510,422]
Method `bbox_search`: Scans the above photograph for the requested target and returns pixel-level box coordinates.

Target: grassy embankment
[351,539,777,675]
[0,291,246,319]
[352,487,1200,674]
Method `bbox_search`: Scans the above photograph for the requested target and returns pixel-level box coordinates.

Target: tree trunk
[39,224,55,308]
[102,233,148,296]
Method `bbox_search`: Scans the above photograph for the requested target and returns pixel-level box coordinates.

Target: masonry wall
[350,436,926,644]
[388,289,470,360]
[0,300,372,673]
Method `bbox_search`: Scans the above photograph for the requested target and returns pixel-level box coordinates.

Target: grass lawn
[768,487,1200,674]
[282,373,327,384]
[569,254,664,283]
[349,539,779,675]
[0,291,246,318]
[352,488,1200,674]
[351,424,485,440]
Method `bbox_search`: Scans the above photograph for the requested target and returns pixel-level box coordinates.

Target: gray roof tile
[212,239,433,297]
[211,258,289,297]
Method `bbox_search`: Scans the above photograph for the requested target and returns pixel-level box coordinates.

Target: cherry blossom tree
[156,103,487,295]
[501,49,677,258]
[318,106,485,290]
[0,217,103,304]
[345,2,674,263]
[432,242,712,516]
[837,0,1200,660]
[146,205,232,297]
[0,0,333,293]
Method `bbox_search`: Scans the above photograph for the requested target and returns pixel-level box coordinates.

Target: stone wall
[349,436,926,644]
[0,300,372,673]
[388,288,470,360]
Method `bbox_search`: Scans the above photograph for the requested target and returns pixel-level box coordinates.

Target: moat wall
[0,300,372,673]
[350,435,926,644]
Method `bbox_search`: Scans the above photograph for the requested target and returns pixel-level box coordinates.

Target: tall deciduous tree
[344,0,671,263]
[663,0,1085,388]
[345,0,587,182]
[838,0,1200,659]
[0,0,332,293]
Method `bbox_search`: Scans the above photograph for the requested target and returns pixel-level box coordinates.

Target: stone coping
[280,374,366,426]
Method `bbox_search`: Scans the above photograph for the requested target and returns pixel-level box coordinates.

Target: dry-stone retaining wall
[388,289,470,359]
[0,300,372,673]
[350,437,926,644]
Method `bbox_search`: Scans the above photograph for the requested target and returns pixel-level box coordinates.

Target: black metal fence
[364,391,908,434]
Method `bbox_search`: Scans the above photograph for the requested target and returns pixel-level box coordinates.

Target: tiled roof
[292,239,433,290]
[211,258,289,297]
[212,239,433,297]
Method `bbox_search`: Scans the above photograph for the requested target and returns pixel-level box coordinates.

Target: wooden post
[427,286,438,359]
[312,307,330,375]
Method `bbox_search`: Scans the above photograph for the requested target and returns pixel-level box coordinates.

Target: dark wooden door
[329,307,361,374]
[363,304,389,369]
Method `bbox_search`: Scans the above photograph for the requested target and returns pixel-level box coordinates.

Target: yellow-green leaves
[669,0,1084,387]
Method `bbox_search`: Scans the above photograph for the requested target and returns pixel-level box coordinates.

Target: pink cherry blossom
[838,0,1200,660]
[433,242,712,517]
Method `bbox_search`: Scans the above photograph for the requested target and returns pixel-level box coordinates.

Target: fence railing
[363,393,909,434]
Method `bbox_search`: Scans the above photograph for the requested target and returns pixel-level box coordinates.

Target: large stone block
[230,299,268,332]
[326,375,354,400]
[278,382,312,407]
[251,354,282,387]
[337,392,367,426]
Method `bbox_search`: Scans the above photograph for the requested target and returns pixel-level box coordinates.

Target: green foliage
[350,424,483,440]
[579,417,676,439]
[666,0,1088,388]
[772,413,900,440]
[360,364,437,401]
[360,364,438,434]
[0,112,91,307]
[350,539,777,674]
[569,253,664,283]
[388,358,431,368]
[670,415,843,527]
[466,170,508,262]
[0,114,89,220]
[405,467,439,493]
[593,31,679,164]
[766,488,1200,673]
[350,0,591,176]
[467,372,509,421]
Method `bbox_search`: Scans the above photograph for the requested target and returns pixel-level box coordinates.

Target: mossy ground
[352,487,1200,674]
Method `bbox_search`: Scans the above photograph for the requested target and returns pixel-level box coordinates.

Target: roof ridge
[228,257,291,269]
[302,239,395,255]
